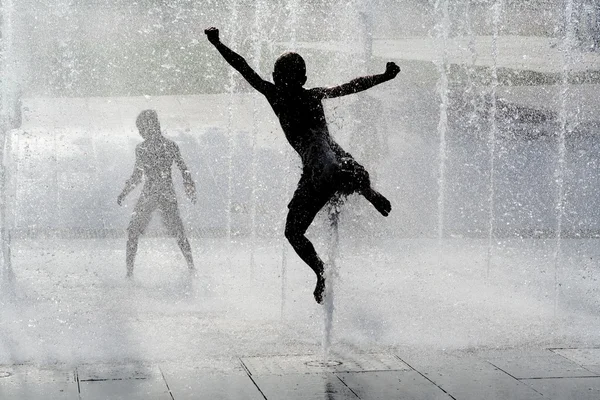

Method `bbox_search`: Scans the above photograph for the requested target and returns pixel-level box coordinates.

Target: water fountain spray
[249,0,267,276]
[0,133,14,297]
[323,197,342,362]
[225,1,240,243]
[358,0,374,64]
[554,0,575,316]
[0,0,16,294]
[434,0,450,247]
[487,0,503,277]
[280,0,300,319]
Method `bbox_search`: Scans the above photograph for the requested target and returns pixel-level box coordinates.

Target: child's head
[273,52,307,88]
[136,109,161,139]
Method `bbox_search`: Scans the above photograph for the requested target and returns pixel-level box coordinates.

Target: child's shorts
[128,192,185,236]
[288,157,370,210]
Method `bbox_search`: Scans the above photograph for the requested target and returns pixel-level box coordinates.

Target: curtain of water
[554,0,575,315]
[464,0,477,104]
[249,0,267,274]
[225,1,240,242]
[359,0,374,63]
[323,200,341,361]
[434,0,450,245]
[280,0,300,319]
[0,0,16,290]
[0,0,16,131]
[487,0,502,277]
[0,133,14,293]
[320,0,362,361]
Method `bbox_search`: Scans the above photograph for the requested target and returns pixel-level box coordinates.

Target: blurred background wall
[2,0,599,239]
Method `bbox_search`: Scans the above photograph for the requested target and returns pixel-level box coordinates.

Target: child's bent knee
[284,226,296,241]
[284,225,305,243]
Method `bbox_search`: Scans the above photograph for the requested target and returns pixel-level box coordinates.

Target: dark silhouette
[118,110,197,277]
[205,27,400,304]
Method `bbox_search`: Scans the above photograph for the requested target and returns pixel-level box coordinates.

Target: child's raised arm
[205,27,272,94]
[314,62,400,99]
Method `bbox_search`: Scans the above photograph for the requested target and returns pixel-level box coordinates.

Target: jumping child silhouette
[118,110,197,277]
[205,27,400,303]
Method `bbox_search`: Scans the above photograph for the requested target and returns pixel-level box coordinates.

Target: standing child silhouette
[118,110,197,278]
[205,27,399,304]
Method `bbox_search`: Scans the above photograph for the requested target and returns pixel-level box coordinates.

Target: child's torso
[138,138,176,193]
[266,87,339,167]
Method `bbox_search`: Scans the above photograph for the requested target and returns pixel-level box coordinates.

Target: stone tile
[252,373,358,400]
[77,363,162,381]
[241,353,409,375]
[161,364,263,400]
[79,378,172,400]
[160,359,247,376]
[0,365,78,400]
[78,363,171,400]
[552,348,600,375]
[553,348,600,369]
[337,370,452,400]
[411,356,544,400]
[523,377,600,400]
[486,349,595,379]
[582,365,600,375]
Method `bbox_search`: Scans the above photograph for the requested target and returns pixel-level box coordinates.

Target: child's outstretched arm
[315,62,400,99]
[205,27,272,94]
[117,148,143,205]
[173,144,197,204]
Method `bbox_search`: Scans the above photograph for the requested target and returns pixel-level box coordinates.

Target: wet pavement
[2,348,600,399]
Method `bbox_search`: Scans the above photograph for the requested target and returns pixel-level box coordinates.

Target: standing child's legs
[176,236,194,271]
[126,196,155,277]
[126,232,139,278]
[162,197,195,270]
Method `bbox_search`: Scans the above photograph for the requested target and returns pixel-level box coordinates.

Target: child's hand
[205,27,220,45]
[188,192,197,205]
[186,188,197,204]
[384,62,400,78]
[184,180,197,204]
[117,193,125,206]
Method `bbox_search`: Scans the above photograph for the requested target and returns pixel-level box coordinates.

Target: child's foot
[126,271,133,279]
[313,275,326,304]
[364,189,391,216]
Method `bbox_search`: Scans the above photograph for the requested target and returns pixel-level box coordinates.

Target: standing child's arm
[174,143,197,204]
[314,62,400,99]
[117,147,143,205]
[205,27,272,94]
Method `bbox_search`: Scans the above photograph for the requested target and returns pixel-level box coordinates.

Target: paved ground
[3,348,600,399]
[2,237,600,399]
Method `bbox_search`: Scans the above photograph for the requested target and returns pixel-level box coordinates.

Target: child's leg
[162,199,195,270]
[339,157,391,216]
[126,232,139,278]
[176,236,194,271]
[126,197,154,277]
[361,188,392,216]
[285,195,331,304]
